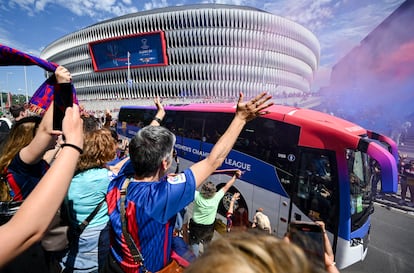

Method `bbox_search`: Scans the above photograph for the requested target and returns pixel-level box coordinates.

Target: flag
[0,43,78,115]
[0,44,57,70]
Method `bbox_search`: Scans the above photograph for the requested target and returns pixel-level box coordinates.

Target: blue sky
[0,0,405,98]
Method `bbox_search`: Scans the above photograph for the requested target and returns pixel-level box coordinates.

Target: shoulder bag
[42,199,105,251]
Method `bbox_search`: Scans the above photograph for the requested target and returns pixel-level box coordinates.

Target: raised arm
[0,104,83,267]
[315,221,340,273]
[228,192,240,215]
[226,192,240,233]
[19,66,72,164]
[221,170,242,193]
[190,92,272,187]
[150,97,166,126]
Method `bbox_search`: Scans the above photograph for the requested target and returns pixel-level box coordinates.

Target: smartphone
[53,83,73,130]
[288,221,325,268]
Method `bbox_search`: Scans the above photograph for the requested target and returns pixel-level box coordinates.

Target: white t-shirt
[253,211,271,233]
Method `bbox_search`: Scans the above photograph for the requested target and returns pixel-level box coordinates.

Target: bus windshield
[347,150,372,231]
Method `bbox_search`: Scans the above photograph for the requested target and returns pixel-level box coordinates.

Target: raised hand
[236,92,273,122]
[55,66,72,84]
[234,169,242,179]
[154,96,165,119]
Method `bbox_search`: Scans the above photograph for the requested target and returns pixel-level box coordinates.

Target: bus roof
[121,102,367,138]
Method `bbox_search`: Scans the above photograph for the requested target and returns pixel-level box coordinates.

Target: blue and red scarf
[0,44,77,115]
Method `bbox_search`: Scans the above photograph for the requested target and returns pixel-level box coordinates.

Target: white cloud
[262,0,334,32]
[0,5,40,54]
[10,0,139,19]
[261,0,404,68]
[0,32,41,56]
[4,0,406,71]
[143,0,169,11]
[34,0,49,11]
[201,0,246,5]
[317,1,404,66]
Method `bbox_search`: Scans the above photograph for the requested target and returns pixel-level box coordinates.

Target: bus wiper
[274,166,293,177]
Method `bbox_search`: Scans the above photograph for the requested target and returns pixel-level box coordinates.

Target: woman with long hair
[59,128,117,273]
[0,104,83,268]
[0,66,71,202]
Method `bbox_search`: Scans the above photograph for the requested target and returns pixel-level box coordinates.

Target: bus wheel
[218,187,247,217]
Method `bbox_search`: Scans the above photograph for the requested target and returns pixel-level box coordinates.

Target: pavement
[374,190,414,215]
[376,142,414,215]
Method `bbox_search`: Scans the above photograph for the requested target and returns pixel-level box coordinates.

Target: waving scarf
[0,44,78,115]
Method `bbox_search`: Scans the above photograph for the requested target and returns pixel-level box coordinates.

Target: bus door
[236,117,300,238]
[270,151,298,238]
[249,183,286,237]
[289,149,339,235]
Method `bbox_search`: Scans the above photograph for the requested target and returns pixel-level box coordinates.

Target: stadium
[40,4,321,112]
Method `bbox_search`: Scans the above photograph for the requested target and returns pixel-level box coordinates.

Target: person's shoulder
[8,152,25,169]
[106,157,121,166]
[76,168,109,180]
[216,189,226,197]
[167,173,189,185]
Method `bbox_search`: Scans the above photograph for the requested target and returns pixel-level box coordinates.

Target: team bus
[116,103,398,269]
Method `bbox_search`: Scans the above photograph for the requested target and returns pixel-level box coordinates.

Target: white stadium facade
[40,4,320,112]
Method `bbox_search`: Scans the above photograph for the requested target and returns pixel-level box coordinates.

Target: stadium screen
[89,31,168,71]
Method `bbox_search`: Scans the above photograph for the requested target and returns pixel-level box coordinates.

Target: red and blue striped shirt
[106,160,195,273]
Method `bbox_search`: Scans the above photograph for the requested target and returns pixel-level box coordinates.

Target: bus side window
[204,113,233,144]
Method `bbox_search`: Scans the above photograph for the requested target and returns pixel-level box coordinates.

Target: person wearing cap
[9,104,27,123]
[252,207,272,234]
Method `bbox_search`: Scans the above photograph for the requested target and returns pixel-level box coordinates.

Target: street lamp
[0,81,3,106]
[17,88,24,105]
[24,66,28,103]
[24,52,34,104]
[4,72,13,112]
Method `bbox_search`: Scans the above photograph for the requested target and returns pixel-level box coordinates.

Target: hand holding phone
[53,83,73,131]
[288,221,325,268]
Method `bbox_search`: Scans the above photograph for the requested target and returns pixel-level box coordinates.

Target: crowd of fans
[0,66,340,273]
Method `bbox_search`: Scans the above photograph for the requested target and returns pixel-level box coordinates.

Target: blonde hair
[77,128,117,171]
[0,117,41,173]
[185,231,311,273]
